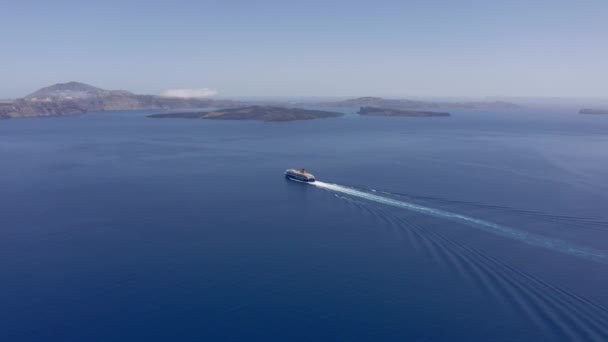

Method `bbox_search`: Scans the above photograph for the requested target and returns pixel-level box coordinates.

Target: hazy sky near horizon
[2,0,607,98]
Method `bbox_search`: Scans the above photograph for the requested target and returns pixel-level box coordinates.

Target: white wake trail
[312,181,608,264]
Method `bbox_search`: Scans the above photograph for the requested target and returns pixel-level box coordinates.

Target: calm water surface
[1,107,608,341]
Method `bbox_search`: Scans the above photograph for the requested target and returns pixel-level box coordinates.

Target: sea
[1,105,608,341]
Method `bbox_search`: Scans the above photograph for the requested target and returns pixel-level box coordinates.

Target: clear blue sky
[2,0,607,98]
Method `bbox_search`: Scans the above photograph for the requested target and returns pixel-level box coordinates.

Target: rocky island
[147,106,343,122]
[579,108,608,115]
[358,106,450,117]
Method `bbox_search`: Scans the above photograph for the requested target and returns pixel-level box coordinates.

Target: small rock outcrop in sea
[579,108,608,115]
[147,106,343,122]
[358,106,450,117]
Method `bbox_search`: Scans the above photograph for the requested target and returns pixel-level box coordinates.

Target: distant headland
[147,106,343,122]
[0,82,245,119]
[579,108,608,115]
[358,106,450,117]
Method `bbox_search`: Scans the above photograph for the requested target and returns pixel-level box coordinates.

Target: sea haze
[1,107,608,341]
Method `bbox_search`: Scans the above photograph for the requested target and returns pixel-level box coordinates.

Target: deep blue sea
[1,106,608,341]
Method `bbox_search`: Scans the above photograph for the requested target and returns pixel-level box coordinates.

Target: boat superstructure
[285,168,316,182]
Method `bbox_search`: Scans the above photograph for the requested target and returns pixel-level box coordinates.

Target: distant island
[147,106,343,122]
[0,82,520,120]
[0,82,246,119]
[358,106,450,117]
[579,108,608,115]
[319,96,518,110]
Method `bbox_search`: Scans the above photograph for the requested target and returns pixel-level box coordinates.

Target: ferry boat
[285,168,316,182]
